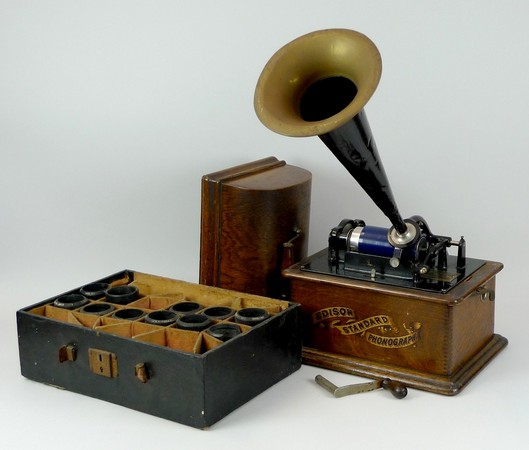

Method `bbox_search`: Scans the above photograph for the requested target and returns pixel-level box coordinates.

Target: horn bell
[254,28,381,137]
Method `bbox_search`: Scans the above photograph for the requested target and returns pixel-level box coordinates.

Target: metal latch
[58,344,77,363]
[135,363,150,383]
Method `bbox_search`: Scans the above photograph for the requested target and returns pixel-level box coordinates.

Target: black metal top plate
[301,250,486,293]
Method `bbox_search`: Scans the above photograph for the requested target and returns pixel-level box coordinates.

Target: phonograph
[200,29,507,395]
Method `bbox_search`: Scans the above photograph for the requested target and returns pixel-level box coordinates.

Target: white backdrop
[1,1,528,448]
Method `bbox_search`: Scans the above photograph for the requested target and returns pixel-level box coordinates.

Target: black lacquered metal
[318,109,407,234]
[304,249,485,293]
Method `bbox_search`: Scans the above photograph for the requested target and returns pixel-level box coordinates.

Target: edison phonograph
[251,28,507,395]
[254,28,479,294]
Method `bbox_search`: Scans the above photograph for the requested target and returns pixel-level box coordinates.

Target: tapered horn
[254,28,409,237]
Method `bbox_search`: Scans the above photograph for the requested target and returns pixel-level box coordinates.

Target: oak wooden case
[284,250,507,395]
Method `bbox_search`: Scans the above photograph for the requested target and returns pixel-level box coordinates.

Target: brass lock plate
[88,348,118,378]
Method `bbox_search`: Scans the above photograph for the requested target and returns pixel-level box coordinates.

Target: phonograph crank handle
[315,375,407,399]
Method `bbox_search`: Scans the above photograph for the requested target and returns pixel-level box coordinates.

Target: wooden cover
[200,157,311,298]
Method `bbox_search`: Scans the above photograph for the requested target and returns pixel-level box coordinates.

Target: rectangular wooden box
[17,270,302,428]
[284,249,507,395]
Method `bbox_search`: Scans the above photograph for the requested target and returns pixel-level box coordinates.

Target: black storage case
[17,270,302,429]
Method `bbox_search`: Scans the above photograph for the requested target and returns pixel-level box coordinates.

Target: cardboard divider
[130,327,167,346]
[27,305,50,317]
[129,281,181,296]
[196,296,238,308]
[229,297,289,314]
[163,328,202,353]
[71,310,104,328]
[29,305,86,326]
[201,331,224,352]
[108,276,132,288]
[94,321,203,353]
[94,321,160,339]
[128,293,185,310]
[130,275,244,305]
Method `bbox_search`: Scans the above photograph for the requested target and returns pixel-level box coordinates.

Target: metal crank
[315,374,407,399]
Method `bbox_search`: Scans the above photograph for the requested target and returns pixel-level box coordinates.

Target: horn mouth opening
[299,76,358,122]
[254,28,382,137]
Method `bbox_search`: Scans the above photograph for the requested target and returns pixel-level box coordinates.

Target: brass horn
[254,29,410,238]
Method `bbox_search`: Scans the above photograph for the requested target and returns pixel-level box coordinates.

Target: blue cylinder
[356,226,394,258]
